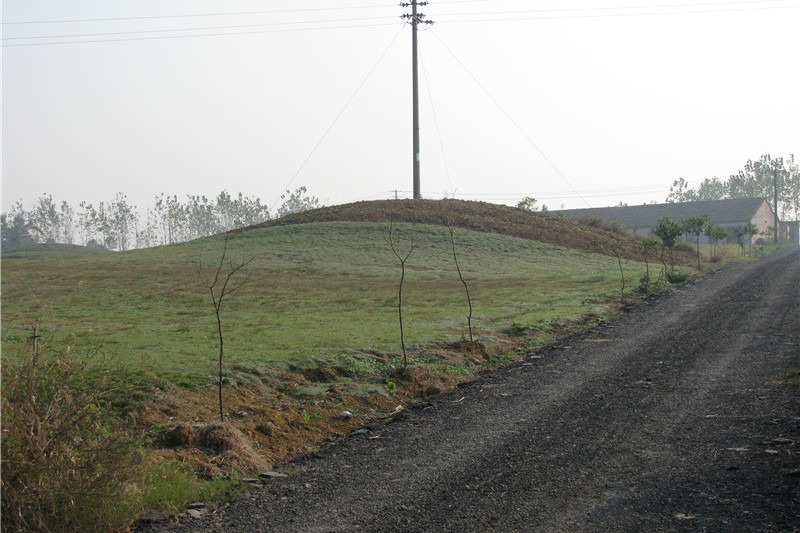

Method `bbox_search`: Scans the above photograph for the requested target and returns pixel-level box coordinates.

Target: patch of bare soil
[135,338,516,479]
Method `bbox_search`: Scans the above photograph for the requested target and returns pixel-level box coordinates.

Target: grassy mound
[248,199,651,262]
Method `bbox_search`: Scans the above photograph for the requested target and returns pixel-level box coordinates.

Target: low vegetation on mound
[249,199,656,262]
[2,199,698,531]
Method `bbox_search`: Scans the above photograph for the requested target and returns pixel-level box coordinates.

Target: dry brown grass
[1,352,142,532]
[195,422,270,477]
[136,337,521,481]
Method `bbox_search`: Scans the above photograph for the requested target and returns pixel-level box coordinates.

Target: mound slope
[246,199,654,262]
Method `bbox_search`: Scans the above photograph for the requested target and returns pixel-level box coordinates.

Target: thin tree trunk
[696,237,701,268]
[388,223,415,366]
[215,307,225,423]
[449,227,473,342]
[398,262,407,365]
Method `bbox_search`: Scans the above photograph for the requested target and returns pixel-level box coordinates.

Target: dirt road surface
[144,248,799,532]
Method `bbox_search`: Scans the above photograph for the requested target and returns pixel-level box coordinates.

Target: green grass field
[2,221,644,387]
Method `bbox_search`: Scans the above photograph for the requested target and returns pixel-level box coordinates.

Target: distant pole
[774,166,779,244]
[402,1,432,200]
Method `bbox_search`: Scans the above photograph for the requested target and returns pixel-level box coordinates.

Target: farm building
[558,198,780,245]
[783,220,799,245]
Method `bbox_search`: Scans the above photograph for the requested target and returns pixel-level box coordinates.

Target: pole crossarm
[400,2,434,26]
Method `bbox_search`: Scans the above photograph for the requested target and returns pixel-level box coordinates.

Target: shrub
[575,216,627,236]
[136,461,236,513]
[673,241,695,254]
[1,349,142,532]
[653,217,685,273]
[666,270,691,283]
[506,322,531,337]
[638,272,667,294]
[637,272,652,294]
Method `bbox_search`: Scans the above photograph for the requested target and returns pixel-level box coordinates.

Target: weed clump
[636,272,667,294]
[195,422,269,477]
[506,322,531,337]
[666,270,691,284]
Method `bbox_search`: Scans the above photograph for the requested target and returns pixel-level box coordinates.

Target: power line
[2,15,400,43]
[419,43,454,195]
[8,0,785,27]
[434,0,785,3]
[269,23,408,212]
[8,0,793,46]
[373,183,670,203]
[429,28,592,208]
[1,4,399,25]
[434,2,799,23]
[2,22,399,48]
[432,0,797,13]
[448,186,668,198]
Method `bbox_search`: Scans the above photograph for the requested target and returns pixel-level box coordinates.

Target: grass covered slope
[1,219,642,386]
[251,198,650,261]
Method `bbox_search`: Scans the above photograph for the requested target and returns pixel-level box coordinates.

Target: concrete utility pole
[402,1,433,200]
[774,166,780,244]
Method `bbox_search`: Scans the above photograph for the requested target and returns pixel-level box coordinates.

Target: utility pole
[774,165,780,244]
[402,1,433,200]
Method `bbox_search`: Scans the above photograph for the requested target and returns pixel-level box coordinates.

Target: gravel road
[144,248,799,532]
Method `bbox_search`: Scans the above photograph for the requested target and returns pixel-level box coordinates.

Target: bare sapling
[387,222,415,365]
[657,246,668,284]
[611,239,626,304]
[31,319,40,367]
[638,237,661,294]
[591,236,626,304]
[444,209,474,342]
[197,236,255,422]
[743,222,758,257]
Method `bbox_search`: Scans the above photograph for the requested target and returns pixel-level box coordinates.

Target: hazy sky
[3,0,799,214]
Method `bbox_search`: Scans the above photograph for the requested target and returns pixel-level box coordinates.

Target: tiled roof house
[558,198,778,244]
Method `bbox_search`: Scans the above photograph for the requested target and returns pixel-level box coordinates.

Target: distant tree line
[666,154,800,222]
[1,187,320,251]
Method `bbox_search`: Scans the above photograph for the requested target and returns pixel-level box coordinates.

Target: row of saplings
[655,215,761,270]
[591,215,756,304]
